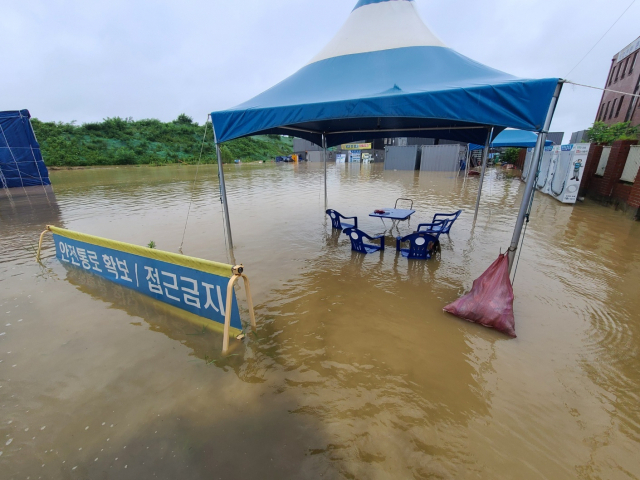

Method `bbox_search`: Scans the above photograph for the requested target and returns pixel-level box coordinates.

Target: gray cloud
[2,0,638,142]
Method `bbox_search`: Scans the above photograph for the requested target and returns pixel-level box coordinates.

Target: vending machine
[349,150,361,163]
[521,147,534,182]
[549,143,590,204]
[536,145,559,195]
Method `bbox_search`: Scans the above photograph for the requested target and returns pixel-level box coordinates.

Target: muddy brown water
[1,163,639,479]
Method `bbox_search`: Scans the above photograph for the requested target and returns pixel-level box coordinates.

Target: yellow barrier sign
[38,226,256,352]
[341,143,372,150]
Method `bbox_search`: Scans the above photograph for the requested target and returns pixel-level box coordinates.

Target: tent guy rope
[179,115,210,255]
[565,81,640,99]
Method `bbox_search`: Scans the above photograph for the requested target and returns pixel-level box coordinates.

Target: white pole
[508,81,563,272]
[323,133,328,210]
[473,127,494,221]
[213,129,233,251]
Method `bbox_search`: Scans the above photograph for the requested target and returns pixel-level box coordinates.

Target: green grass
[32,114,293,167]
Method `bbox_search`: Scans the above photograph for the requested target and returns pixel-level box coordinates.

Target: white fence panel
[620,146,640,183]
[595,147,611,176]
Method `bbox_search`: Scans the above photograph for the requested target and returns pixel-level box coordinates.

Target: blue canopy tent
[0,110,51,190]
[210,0,563,271]
[469,130,554,151]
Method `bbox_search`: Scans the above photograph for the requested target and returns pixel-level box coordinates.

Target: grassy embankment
[32,114,293,167]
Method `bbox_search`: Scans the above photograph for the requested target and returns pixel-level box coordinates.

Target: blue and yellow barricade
[37,226,256,353]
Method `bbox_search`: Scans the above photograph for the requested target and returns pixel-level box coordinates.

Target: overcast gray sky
[2,0,639,142]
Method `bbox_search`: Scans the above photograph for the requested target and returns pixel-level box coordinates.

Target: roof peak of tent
[308,0,445,65]
[353,0,414,11]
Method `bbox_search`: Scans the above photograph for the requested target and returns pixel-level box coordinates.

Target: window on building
[621,58,630,79]
[615,96,625,118]
[631,52,639,74]
[609,61,619,85]
[609,98,617,119]
[598,103,606,121]
[609,64,617,85]
[625,95,638,122]
[604,101,611,120]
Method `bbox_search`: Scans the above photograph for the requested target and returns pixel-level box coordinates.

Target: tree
[174,114,193,125]
[586,121,639,145]
[502,147,520,165]
[31,117,293,167]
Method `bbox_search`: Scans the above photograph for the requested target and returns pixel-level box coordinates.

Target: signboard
[341,143,371,150]
[573,143,590,155]
[616,36,640,61]
[553,143,590,204]
[49,226,242,332]
[336,153,346,163]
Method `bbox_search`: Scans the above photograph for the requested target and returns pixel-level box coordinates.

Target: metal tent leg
[473,127,494,221]
[508,81,563,272]
[214,131,234,251]
[323,133,328,210]
[465,147,470,177]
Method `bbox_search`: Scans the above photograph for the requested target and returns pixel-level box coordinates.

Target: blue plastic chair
[396,232,440,259]
[344,228,385,254]
[326,209,358,230]
[416,210,462,236]
[415,219,447,239]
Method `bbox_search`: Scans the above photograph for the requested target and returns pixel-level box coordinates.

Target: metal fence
[419,144,465,172]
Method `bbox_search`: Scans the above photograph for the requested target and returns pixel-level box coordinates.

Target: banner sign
[616,37,640,62]
[49,226,242,332]
[341,143,371,150]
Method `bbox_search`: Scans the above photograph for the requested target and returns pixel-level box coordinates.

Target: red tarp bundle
[444,253,516,338]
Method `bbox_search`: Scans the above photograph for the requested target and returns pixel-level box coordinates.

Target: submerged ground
[1,163,639,479]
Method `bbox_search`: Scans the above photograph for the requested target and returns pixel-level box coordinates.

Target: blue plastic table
[369,209,416,220]
[370,208,416,234]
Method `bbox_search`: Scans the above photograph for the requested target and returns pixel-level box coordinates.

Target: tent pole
[323,133,327,210]
[508,81,563,272]
[214,131,234,251]
[473,127,494,221]
[465,147,470,177]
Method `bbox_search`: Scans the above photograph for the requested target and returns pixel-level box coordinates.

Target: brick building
[579,140,640,218]
[595,35,640,126]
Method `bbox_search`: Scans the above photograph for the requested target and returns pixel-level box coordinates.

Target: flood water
[1,163,639,479]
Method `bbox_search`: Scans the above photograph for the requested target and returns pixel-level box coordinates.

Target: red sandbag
[443,253,516,338]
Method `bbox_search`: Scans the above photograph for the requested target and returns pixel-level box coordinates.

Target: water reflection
[0,186,62,266]
[63,266,248,369]
[248,222,493,475]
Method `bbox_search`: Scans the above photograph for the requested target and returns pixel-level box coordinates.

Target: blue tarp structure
[0,110,50,189]
[211,0,559,147]
[469,129,554,151]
